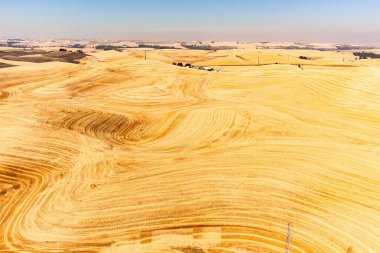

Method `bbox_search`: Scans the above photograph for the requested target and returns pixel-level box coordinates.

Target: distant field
[0,47,379,253]
[0,48,86,64]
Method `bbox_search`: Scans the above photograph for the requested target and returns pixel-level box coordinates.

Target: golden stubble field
[0,47,379,253]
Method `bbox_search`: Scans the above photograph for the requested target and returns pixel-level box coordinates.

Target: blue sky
[1,0,380,42]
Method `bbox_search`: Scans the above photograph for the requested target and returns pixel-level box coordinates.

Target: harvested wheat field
[0,47,380,253]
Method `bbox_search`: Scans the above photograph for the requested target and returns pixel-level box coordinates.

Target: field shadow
[0,62,16,69]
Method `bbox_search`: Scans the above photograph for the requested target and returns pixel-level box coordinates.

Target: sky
[1,0,380,43]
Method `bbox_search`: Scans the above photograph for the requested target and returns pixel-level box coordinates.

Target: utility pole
[144,50,147,61]
[258,53,260,66]
[285,222,293,253]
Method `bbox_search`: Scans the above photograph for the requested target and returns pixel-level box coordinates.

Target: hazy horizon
[1,0,380,43]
